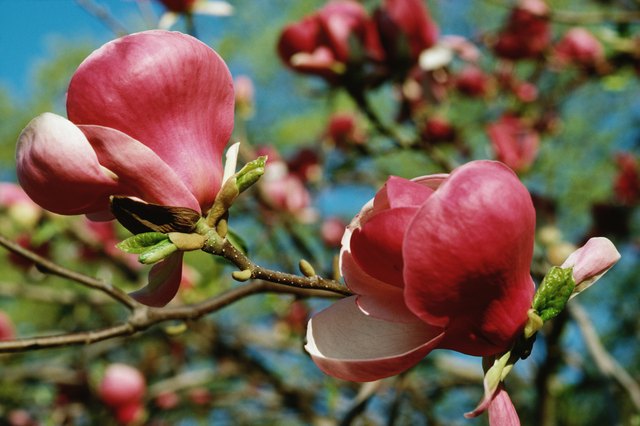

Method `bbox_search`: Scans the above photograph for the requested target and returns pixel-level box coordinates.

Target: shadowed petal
[305,297,444,382]
[67,30,235,211]
[130,252,183,307]
[16,113,119,215]
[350,206,418,288]
[341,250,419,323]
[403,161,535,355]
[79,125,200,212]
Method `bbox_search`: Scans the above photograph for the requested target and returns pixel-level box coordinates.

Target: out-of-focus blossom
[455,65,491,97]
[306,161,536,381]
[259,160,315,222]
[513,81,538,103]
[374,0,438,69]
[321,217,347,247]
[234,75,255,119]
[0,183,43,229]
[156,0,233,30]
[99,364,146,407]
[155,391,181,410]
[277,0,383,83]
[422,116,456,144]
[288,148,322,183]
[553,27,604,68]
[487,115,540,173]
[440,35,481,62]
[188,387,212,405]
[0,311,15,341]
[614,152,640,205]
[494,0,550,60]
[326,113,367,148]
[16,31,235,307]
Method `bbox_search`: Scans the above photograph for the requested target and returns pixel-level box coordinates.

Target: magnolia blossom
[553,27,604,68]
[487,115,540,173]
[374,0,439,66]
[16,30,235,306]
[327,113,367,148]
[99,363,146,424]
[277,0,383,82]
[306,161,536,381]
[494,0,550,60]
[0,311,15,341]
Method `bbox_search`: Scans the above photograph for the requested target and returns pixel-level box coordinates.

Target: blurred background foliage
[0,0,640,425]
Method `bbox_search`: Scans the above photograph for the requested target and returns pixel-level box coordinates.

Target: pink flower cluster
[277,0,437,83]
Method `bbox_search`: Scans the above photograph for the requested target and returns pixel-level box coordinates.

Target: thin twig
[569,301,640,411]
[0,233,138,310]
[75,0,129,36]
[208,238,352,297]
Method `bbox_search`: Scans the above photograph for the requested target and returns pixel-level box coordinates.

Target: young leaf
[116,232,169,254]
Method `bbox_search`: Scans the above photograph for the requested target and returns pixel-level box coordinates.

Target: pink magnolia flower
[99,364,146,407]
[16,30,235,306]
[494,0,550,60]
[321,217,347,247]
[553,27,604,68]
[277,0,383,82]
[306,161,536,381]
[374,0,439,66]
[487,115,540,173]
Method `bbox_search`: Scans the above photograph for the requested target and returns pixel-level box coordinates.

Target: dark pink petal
[403,161,535,355]
[351,206,418,288]
[16,113,120,215]
[80,125,200,211]
[67,30,234,212]
[130,252,183,307]
[305,297,444,382]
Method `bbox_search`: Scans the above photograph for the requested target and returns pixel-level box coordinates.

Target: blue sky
[0,1,163,98]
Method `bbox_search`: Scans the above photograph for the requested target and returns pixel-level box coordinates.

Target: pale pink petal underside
[305,297,444,382]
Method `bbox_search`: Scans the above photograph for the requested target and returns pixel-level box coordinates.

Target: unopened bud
[232,269,252,281]
[299,259,316,277]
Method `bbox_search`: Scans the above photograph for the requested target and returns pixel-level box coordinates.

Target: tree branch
[569,301,640,411]
[0,233,138,310]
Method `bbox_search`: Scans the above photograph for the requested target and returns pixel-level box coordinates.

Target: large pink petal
[67,30,234,212]
[79,125,200,211]
[403,161,535,355]
[305,297,444,382]
[130,252,183,307]
[16,113,120,215]
[350,206,418,288]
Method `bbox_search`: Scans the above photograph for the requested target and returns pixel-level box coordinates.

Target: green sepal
[532,266,576,322]
[137,239,178,265]
[236,156,267,193]
[116,232,169,254]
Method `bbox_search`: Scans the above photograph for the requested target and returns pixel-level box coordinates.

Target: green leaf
[116,232,169,254]
[138,239,178,265]
[532,266,576,322]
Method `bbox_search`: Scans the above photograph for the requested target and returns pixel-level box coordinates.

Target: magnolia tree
[0,0,638,424]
